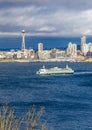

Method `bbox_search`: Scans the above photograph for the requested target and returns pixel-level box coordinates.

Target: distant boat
[36,65,74,75]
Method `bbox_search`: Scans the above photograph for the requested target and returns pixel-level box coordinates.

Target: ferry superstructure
[36,65,74,75]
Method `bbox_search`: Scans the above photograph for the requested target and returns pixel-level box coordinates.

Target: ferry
[36,65,74,75]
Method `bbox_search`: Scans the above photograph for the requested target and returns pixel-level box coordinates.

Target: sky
[0,0,92,37]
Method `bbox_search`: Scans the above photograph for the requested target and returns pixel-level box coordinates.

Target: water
[0,62,92,130]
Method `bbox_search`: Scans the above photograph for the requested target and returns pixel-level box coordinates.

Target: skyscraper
[21,30,25,51]
[67,42,77,57]
[81,36,86,45]
[81,36,88,55]
[38,43,43,52]
[38,43,43,59]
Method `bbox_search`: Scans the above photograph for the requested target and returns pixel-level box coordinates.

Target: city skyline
[0,35,91,62]
[0,35,92,50]
[0,0,92,37]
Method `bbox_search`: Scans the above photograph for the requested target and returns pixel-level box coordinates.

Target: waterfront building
[50,48,66,59]
[28,49,35,59]
[56,50,66,58]
[5,51,14,59]
[50,48,57,58]
[0,52,6,59]
[88,43,92,52]
[86,43,92,57]
[67,42,77,57]
[40,50,51,60]
[15,51,22,59]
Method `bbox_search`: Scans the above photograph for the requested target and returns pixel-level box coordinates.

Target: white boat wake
[74,71,92,75]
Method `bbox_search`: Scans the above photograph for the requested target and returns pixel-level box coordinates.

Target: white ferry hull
[36,65,74,75]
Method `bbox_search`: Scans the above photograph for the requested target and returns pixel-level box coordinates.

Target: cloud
[38,26,56,32]
[0,0,92,36]
[0,0,92,10]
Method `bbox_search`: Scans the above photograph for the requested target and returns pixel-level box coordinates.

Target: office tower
[88,43,92,52]
[38,43,43,59]
[21,30,25,51]
[81,36,88,55]
[38,43,43,52]
[67,42,77,57]
[81,36,86,53]
[81,36,86,45]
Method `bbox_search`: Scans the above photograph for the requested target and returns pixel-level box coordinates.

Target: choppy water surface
[0,62,92,130]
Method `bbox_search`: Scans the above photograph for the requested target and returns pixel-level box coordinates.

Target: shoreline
[0,59,92,63]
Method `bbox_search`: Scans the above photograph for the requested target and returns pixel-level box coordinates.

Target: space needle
[21,30,25,51]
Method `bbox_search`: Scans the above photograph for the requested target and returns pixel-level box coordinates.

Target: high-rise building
[88,43,92,52]
[38,43,44,59]
[81,36,88,55]
[81,36,86,45]
[21,30,25,51]
[38,43,43,52]
[67,42,77,57]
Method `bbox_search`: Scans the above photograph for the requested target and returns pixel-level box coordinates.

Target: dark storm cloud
[0,0,92,36]
[0,0,92,10]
